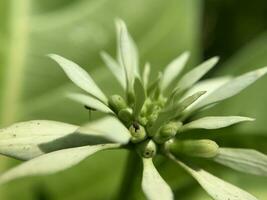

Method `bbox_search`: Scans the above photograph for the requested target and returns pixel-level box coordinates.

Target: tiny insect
[84,105,96,120]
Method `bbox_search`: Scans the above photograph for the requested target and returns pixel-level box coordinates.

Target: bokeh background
[0,0,267,199]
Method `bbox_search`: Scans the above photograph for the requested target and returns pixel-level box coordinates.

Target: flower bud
[108,95,127,114]
[129,123,146,143]
[166,139,219,158]
[153,121,182,144]
[136,139,157,158]
[118,108,133,125]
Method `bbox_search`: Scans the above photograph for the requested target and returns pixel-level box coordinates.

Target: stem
[116,150,141,200]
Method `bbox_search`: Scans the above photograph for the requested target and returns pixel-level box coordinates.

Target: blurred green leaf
[0,0,201,199]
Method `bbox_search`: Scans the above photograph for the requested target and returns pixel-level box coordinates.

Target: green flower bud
[129,123,146,143]
[118,108,133,125]
[136,139,157,158]
[108,95,127,114]
[138,116,148,126]
[166,139,219,158]
[153,121,182,144]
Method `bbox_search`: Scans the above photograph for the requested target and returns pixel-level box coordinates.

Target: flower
[0,19,267,200]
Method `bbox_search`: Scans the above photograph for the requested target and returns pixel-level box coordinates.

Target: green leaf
[0,120,78,160]
[133,77,146,117]
[67,92,114,114]
[0,143,121,185]
[214,148,267,176]
[100,51,126,90]
[191,66,267,112]
[142,158,173,200]
[171,157,258,200]
[161,52,189,90]
[77,116,130,144]
[142,62,151,90]
[176,57,219,91]
[48,54,108,104]
[181,116,254,131]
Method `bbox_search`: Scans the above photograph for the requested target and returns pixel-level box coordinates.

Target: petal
[191,66,267,112]
[0,120,78,160]
[177,56,219,91]
[100,51,126,89]
[142,158,173,200]
[181,116,254,131]
[170,156,258,200]
[48,54,108,104]
[116,19,139,92]
[67,92,114,114]
[214,148,267,176]
[161,52,189,90]
[0,143,120,185]
[77,116,131,144]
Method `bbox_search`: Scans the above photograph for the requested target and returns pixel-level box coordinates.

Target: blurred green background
[0,0,267,199]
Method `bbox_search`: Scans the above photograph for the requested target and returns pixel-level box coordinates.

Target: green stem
[116,150,141,200]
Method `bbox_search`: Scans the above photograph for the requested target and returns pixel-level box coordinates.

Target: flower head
[0,19,267,200]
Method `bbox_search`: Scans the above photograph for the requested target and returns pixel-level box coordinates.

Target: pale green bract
[181,116,254,131]
[67,92,114,114]
[0,120,78,160]
[171,156,258,200]
[142,158,173,200]
[0,144,120,185]
[161,52,189,90]
[48,54,108,104]
[0,19,267,200]
[176,56,219,91]
[214,148,267,176]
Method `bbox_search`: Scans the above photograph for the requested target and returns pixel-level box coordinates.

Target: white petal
[142,158,173,200]
[142,62,151,89]
[214,148,267,176]
[171,157,258,200]
[181,116,254,131]
[192,66,267,112]
[161,52,189,90]
[177,56,219,91]
[100,51,126,89]
[0,120,78,160]
[77,116,130,144]
[0,144,120,185]
[116,19,139,91]
[67,92,114,114]
[48,54,108,104]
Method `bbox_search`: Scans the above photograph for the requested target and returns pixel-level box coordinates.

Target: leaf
[176,57,219,91]
[161,52,190,90]
[48,54,108,104]
[142,62,151,90]
[181,116,254,131]
[142,158,173,200]
[191,66,267,112]
[133,77,146,117]
[170,156,258,200]
[0,120,78,160]
[214,148,267,176]
[67,92,114,114]
[77,116,130,144]
[100,51,126,89]
[0,143,121,185]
